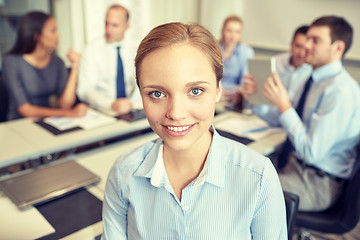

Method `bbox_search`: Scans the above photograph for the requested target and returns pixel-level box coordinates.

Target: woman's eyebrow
[141,85,166,91]
[142,81,211,89]
[185,81,211,87]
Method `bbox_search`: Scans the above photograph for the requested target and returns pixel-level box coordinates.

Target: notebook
[0,160,100,210]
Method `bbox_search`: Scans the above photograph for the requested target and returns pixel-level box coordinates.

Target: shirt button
[183,205,189,211]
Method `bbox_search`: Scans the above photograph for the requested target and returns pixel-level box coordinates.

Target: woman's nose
[165,96,188,121]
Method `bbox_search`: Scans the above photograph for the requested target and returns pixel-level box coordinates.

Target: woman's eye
[150,91,164,98]
[189,88,203,96]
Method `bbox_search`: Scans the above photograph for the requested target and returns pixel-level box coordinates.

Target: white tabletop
[0,185,103,240]
[76,131,158,191]
[214,111,286,156]
[0,124,41,168]
[3,116,150,164]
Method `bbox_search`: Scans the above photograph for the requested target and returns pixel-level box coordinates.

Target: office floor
[292,221,360,239]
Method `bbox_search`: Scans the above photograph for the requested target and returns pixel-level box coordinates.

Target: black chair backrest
[340,142,360,229]
[295,141,360,234]
[284,191,299,240]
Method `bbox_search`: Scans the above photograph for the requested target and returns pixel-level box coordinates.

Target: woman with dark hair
[2,11,87,120]
[101,22,287,239]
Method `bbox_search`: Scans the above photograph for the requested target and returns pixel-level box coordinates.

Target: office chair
[295,142,360,238]
[0,72,9,122]
[284,191,300,240]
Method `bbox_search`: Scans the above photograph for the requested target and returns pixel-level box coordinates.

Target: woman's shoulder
[50,54,65,65]
[236,43,254,57]
[112,138,159,172]
[46,54,66,71]
[3,54,23,65]
[84,36,108,53]
[238,43,253,50]
[215,132,271,173]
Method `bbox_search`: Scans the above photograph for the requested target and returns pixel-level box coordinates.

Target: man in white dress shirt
[251,25,313,125]
[78,4,140,115]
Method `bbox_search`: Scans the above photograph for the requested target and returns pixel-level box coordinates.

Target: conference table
[0,109,286,240]
[0,111,150,169]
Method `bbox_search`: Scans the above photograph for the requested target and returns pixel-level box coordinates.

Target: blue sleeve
[102,162,128,240]
[251,104,282,127]
[279,80,359,165]
[251,159,288,239]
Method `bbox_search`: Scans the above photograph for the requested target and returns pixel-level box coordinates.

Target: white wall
[54,0,151,66]
[242,0,360,61]
[150,0,199,28]
[52,0,72,65]
[53,0,360,82]
[198,0,245,41]
[198,0,360,61]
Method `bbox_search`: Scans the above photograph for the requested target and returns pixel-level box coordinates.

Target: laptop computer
[0,160,100,210]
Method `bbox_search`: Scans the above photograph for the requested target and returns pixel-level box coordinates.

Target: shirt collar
[286,55,296,72]
[220,43,242,57]
[203,127,226,187]
[287,55,312,72]
[105,38,124,48]
[232,44,242,56]
[133,126,226,188]
[312,60,343,82]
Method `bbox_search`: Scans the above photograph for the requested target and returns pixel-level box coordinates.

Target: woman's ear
[215,82,222,103]
[33,32,39,44]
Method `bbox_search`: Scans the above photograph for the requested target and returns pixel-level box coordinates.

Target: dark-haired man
[251,25,312,125]
[263,16,360,211]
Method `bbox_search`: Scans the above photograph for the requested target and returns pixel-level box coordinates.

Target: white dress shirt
[280,61,360,178]
[275,52,312,102]
[77,36,141,110]
[251,52,312,126]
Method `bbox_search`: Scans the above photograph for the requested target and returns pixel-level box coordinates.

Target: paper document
[44,108,116,131]
[95,101,144,117]
[215,115,282,141]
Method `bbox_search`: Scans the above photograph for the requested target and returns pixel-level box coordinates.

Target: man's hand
[111,98,133,115]
[240,74,257,100]
[263,72,292,113]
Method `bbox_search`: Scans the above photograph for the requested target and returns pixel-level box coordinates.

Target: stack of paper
[215,115,282,141]
[43,108,117,131]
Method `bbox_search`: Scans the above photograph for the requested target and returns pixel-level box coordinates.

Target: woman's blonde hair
[135,22,223,86]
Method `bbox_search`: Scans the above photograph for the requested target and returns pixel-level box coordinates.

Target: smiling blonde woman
[102,22,287,240]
